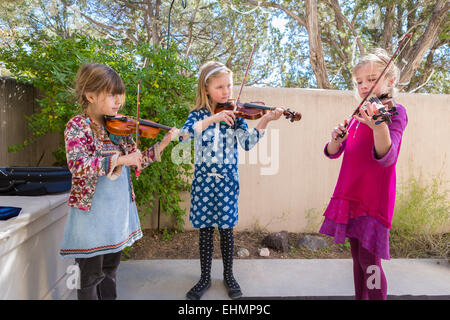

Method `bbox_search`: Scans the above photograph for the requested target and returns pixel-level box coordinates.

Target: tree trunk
[381,4,395,53]
[151,0,161,46]
[185,0,201,58]
[305,0,331,89]
[244,0,330,88]
[398,0,449,89]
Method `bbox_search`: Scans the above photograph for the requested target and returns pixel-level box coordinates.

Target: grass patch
[391,175,449,258]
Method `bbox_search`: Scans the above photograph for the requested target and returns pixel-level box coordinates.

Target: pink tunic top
[319,104,407,259]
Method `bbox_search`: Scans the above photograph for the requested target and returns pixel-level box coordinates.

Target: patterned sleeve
[65,116,119,178]
[123,134,161,169]
[371,104,408,167]
[234,117,264,151]
[180,110,199,142]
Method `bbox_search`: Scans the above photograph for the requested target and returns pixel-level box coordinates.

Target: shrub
[0,33,196,229]
[391,175,450,258]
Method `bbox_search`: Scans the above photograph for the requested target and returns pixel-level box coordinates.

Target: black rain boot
[186,227,214,300]
[219,227,242,299]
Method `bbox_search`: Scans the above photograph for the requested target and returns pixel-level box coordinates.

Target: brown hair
[352,48,399,99]
[193,61,232,113]
[75,64,125,136]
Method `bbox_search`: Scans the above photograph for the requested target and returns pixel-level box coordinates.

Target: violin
[216,99,302,123]
[337,93,398,139]
[105,114,181,140]
[367,94,398,125]
[337,33,412,139]
[217,43,301,125]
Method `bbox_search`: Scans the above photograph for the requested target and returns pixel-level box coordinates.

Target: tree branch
[185,0,201,59]
[381,3,395,53]
[305,0,330,88]
[243,0,307,27]
[62,1,139,44]
[399,0,449,89]
[326,0,364,56]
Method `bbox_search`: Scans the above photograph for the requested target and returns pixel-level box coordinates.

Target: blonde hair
[352,48,400,99]
[75,64,125,136]
[193,61,232,113]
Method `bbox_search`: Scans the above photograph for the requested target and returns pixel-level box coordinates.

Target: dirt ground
[125,229,353,260]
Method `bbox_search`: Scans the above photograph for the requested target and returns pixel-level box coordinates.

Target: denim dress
[180,108,263,229]
[60,164,142,258]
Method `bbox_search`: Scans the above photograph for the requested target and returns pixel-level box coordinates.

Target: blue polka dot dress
[180,108,263,229]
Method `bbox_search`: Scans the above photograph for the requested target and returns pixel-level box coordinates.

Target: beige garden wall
[1,79,448,233]
[177,87,450,232]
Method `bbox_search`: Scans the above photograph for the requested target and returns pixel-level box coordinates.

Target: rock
[259,248,270,257]
[237,247,250,258]
[296,235,328,251]
[262,231,289,252]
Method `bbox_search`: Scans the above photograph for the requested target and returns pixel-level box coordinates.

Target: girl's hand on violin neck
[255,108,283,132]
[160,127,180,150]
[354,102,391,158]
[353,102,387,132]
[213,110,236,126]
[264,108,284,121]
[117,151,143,171]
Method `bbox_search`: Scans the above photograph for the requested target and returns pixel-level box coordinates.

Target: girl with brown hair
[60,63,177,300]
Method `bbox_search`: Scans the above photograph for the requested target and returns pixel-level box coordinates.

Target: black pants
[75,251,122,300]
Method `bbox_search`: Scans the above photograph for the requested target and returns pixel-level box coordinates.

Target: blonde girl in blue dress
[180,61,283,300]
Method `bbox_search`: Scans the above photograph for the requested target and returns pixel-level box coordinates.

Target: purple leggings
[349,238,387,300]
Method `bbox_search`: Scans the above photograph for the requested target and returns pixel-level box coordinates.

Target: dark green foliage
[0,33,197,229]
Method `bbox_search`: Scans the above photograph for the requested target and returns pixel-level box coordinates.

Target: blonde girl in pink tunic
[319,48,408,300]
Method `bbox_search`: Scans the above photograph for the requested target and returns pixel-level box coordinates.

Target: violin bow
[134,55,150,179]
[234,43,301,123]
[340,33,412,137]
[352,33,412,117]
[135,79,142,178]
[235,42,257,111]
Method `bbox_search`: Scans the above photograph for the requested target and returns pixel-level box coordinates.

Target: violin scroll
[283,108,302,122]
[368,96,398,125]
[336,94,397,139]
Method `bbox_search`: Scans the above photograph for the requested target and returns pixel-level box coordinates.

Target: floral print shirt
[64,114,160,211]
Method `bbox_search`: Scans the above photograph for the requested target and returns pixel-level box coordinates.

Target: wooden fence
[0,77,60,167]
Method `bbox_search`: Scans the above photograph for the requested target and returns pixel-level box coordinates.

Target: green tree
[1,0,448,92]
[241,0,449,93]
[0,33,196,229]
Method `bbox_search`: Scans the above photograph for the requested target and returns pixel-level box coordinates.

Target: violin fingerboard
[369,96,395,109]
[368,97,382,105]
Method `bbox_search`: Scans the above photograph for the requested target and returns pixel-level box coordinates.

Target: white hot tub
[0,193,74,299]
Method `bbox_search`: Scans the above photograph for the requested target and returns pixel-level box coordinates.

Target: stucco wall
[2,80,448,232]
[178,87,449,232]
